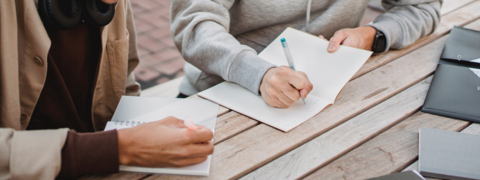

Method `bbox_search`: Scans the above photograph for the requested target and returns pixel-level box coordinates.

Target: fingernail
[184,119,197,130]
[328,45,334,52]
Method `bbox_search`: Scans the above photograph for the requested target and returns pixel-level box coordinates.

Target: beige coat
[0,0,140,179]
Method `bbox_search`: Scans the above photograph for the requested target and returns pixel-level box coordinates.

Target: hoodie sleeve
[170,0,276,95]
[367,0,442,53]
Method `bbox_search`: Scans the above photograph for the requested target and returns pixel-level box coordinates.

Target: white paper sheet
[198,27,372,132]
[199,82,331,132]
[258,27,373,103]
[104,96,219,176]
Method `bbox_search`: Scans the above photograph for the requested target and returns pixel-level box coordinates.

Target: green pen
[280,38,306,105]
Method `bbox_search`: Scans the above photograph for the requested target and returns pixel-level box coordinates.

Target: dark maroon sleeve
[57,130,119,178]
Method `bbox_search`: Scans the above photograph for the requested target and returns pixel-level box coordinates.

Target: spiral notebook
[104,96,219,176]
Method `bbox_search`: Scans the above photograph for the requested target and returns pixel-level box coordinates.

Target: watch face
[374,31,386,53]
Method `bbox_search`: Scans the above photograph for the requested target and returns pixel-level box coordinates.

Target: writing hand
[259,66,313,108]
[117,116,214,167]
[324,26,376,53]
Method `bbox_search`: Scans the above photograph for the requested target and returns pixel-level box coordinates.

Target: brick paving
[131,0,382,90]
[131,0,184,89]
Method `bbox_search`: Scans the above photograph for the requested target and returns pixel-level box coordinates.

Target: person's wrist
[357,26,376,51]
[117,129,134,165]
[259,67,275,93]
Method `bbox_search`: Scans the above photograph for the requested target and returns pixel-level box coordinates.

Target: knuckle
[277,66,289,74]
[336,30,346,36]
[270,77,281,87]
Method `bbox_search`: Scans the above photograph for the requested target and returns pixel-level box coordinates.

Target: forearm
[0,128,69,179]
[368,0,442,51]
[171,0,275,94]
[58,130,119,178]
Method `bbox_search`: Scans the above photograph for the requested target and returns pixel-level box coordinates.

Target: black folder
[421,26,480,122]
[441,26,480,62]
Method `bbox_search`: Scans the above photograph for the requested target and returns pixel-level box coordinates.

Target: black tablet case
[421,26,480,122]
[441,26,480,62]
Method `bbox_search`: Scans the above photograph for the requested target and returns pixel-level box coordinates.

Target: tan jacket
[0,0,140,179]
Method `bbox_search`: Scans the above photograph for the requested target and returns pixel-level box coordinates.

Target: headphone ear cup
[38,0,82,30]
[82,0,116,27]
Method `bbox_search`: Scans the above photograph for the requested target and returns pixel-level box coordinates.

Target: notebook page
[258,27,373,103]
[111,96,180,121]
[199,82,331,132]
[127,99,218,130]
[104,98,218,176]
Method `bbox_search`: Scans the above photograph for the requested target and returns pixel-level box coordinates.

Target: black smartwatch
[371,28,386,53]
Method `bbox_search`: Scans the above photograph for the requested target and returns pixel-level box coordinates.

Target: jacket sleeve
[0,128,69,180]
[368,0,442,52]
[125,0,141,96]
[170,0,276,95]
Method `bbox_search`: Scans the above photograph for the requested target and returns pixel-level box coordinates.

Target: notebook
[418,128,480,180]
[441,26,480,63]
[367,170,425,180]
[421,26,480,123]
[104,96,219,176]
[198,27,373,132]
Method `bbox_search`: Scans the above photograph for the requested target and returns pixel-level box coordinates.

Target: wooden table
[81,1,480,179]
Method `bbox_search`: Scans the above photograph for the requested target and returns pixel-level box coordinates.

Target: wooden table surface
[81,1,480,179]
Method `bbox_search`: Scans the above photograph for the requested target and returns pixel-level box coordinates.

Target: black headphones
[38,0,116,30]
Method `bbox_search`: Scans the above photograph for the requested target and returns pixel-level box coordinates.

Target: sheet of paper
[258,27,373,103]
[112,96,180,121]
[104,97,219,176]
[199,82,331,132]
[471,68,480,79]
[471,58,480,63]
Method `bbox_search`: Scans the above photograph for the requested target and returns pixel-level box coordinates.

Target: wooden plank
[241,76,432,180]
[145,19,451,180]
[401,123,480,171]
[353,0,480,80]
[303,112,469,180]
[214,111,259,144]
[140,77,184,98]
[441,0,475,15]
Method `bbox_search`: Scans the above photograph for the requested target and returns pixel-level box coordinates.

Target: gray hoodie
[170,0,442,96]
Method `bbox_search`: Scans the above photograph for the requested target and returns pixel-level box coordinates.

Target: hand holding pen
[258,39,313,108]
[280,38,306,104]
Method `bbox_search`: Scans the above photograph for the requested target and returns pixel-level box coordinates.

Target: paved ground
[131,0,383,90]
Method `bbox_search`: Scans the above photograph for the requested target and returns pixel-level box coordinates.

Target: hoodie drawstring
[306,0,312,32]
